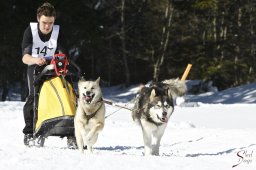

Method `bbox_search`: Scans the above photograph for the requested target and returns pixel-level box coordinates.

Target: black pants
[23,65,35,135]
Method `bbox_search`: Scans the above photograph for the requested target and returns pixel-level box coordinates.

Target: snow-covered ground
[0,83,256,170]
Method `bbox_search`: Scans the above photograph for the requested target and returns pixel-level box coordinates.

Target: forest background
[1,0,256,101]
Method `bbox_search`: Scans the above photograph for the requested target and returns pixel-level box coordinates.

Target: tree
[153,0,174,82]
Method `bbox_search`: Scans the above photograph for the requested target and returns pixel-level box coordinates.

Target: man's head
[37,2,56,34]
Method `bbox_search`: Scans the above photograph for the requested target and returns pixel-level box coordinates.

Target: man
[21,2,75,147]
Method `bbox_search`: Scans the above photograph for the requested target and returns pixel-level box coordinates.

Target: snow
[1,83,256,170]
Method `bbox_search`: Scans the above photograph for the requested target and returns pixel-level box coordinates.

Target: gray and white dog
[74,77,105,154]
[132,79,187,156]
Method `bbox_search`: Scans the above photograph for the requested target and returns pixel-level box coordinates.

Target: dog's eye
[165,105,170,109]
[84,87,87,89]
[91,87,94,90]
[154,105,161,109]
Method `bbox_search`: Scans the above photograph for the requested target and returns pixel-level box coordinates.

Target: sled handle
[181,64,192,80]
[44,56,53,60]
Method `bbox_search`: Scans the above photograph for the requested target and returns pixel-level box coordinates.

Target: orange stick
[181,64,192,80]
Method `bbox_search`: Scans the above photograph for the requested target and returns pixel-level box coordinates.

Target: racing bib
[30,22,59,57]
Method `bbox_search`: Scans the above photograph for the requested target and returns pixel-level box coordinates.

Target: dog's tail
[162,78,187,99]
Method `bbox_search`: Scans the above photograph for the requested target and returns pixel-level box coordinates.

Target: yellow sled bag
[35,76,76,137]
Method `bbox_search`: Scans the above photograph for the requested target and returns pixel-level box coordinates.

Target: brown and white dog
[132,79,187,156]
[74,77,105,154]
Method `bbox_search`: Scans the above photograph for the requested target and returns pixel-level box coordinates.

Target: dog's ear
[78,76,86,84]
[150,89,156,101]
[80,76,86,81]
[96,77,100,85]
[166,88,173,100]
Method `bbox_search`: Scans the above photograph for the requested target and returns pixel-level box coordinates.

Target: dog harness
[30,22,59,57]
[83,98,104,123]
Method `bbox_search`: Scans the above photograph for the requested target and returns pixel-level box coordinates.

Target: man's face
[37,15,55,34]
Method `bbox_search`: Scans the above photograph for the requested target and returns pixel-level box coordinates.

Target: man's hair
[37,2,56,18]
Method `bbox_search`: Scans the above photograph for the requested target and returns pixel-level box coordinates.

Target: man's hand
[35,57,46,66]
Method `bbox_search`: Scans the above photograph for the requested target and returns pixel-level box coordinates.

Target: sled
[32,54,80,147]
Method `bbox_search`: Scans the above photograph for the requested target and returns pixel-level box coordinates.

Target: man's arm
[21,26,46,66]
[22,54,46,66]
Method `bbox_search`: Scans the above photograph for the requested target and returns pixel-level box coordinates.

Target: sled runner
[32,54,80,147]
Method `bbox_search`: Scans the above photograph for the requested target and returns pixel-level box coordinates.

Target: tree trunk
[219,11,226,61]
[249,4,255,75]
[120,0,130,86]
[234,7,242,85]
[1,80,9,101]
[213,17,217,43]
[153,2,174,82]
[107,39,114,86]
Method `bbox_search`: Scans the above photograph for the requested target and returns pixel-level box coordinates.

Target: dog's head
[78,77,102,104]
[147,88,174,124]
[133,79,186,123]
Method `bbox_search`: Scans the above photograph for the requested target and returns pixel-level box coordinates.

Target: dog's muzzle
[160,117,168,123]
[158,112,168,123]
[82,92,95,104]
